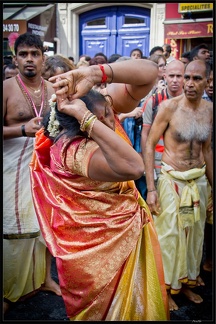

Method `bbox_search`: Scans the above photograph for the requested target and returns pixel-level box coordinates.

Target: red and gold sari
[30,124,169,321]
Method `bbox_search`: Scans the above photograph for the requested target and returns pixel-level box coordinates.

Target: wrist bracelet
[21,124,27,137]
[98,65,108,83]
[106,64,114,83]
[80,111,93,131]
[148,189,156,192]
[88,118,97,138]
[84,115,97,131]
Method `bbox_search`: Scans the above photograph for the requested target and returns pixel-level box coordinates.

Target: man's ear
[13,55,18,66]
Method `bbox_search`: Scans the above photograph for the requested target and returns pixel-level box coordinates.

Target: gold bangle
[80,111,93,131]
[80,111,91,126]
[83,115,97,131]
[87,117,97,138]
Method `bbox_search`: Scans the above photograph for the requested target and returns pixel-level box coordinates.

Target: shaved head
[185,59,207,77]
[165,60,185,74]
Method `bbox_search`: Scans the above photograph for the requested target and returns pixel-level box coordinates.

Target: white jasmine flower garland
[47,94,60,137]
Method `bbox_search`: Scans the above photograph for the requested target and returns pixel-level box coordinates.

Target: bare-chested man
[141,59,185,181]
[3,33,61,314]
[144,60,213,311]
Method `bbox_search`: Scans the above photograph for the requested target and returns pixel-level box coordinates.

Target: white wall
[56,3,165,62]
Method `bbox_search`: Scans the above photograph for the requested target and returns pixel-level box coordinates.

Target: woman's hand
[49,67,97,100]
[56,95,89,123]
[134,107,143,119]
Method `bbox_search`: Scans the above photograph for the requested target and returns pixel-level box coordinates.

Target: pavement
[3,257,214,322]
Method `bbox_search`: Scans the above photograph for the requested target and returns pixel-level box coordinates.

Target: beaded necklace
[16,74,47,118]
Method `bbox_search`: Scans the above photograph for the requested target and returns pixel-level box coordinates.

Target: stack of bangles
[80,111,98,138]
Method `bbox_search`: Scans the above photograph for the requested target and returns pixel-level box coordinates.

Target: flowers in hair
[8,32,20,55]
[47,94,60,137]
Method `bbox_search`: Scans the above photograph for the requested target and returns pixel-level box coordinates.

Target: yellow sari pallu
[104,195,169,321]
[30,128,169,321]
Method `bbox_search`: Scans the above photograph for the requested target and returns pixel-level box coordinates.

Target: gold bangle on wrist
[84,115,97,131]
[87,117,97,138]
[80,111,91,125]
[80,111,93,131]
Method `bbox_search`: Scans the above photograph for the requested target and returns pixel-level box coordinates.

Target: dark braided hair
[43,89,111,143]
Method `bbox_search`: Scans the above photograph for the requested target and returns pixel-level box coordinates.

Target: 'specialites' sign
[178,3,213,13]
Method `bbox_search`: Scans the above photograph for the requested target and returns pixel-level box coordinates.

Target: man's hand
[24,117,43,137]
[146,190,161,215]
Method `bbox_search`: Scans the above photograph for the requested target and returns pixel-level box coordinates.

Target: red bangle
[98,64,108,83]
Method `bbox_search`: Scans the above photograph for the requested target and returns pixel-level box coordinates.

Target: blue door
[79,6,150,59]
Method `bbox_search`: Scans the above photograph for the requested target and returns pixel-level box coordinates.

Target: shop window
[182,11,212,19]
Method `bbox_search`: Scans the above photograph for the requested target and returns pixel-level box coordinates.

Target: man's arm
[141,97,154,163]
[202,131,213,188]
[118,107,142,123]
[141,126,151,164]
[144,101,170,214]
[49,59,158,114]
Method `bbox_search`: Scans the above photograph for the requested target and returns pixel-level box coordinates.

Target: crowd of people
[3,32,213,321]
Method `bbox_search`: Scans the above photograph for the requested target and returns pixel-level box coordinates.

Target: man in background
[179,51,191,66]
[190,43,211,64]
[141,60,185,182]
[163,44,176,64]
[3,63,19,80]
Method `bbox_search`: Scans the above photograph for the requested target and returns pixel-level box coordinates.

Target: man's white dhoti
[3,137,46,302]
[153,162,211,294]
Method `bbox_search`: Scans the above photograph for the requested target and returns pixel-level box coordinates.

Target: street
[3,257,213,321]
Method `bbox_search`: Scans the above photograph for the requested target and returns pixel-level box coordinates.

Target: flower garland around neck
[47,94,60,138]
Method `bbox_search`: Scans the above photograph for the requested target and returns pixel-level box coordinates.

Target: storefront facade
[4,3,212,63]
[3,3,57,56]
[57,3,166,62]
[163,2,213,59]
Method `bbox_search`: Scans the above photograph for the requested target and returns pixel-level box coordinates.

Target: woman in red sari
[30,59,169,321]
